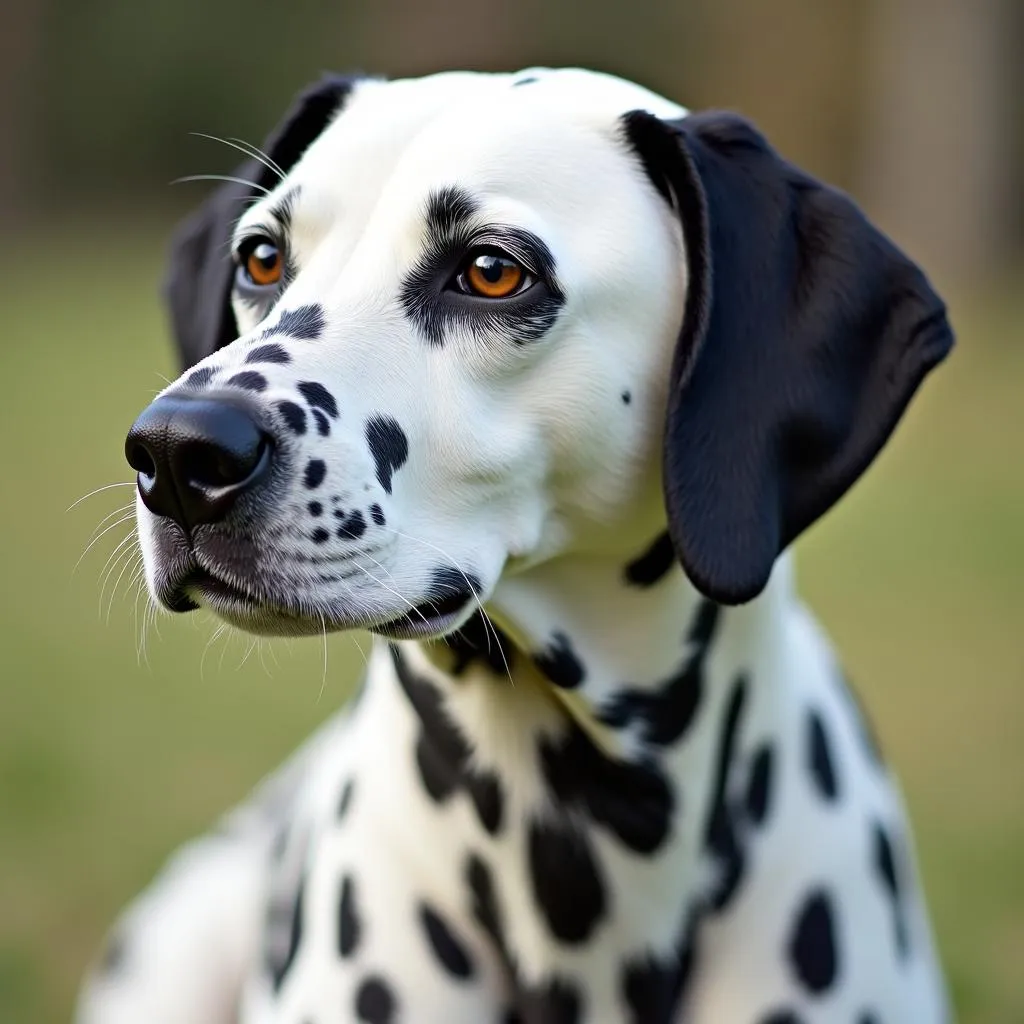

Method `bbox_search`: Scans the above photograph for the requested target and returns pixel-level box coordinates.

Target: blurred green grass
[0,224,1021,1024]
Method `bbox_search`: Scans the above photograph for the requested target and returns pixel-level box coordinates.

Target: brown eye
[463,253,528,298]
[242,240,282,287]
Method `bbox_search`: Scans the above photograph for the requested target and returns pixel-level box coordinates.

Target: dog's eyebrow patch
[425,186,479,243]
[298,381,339,418]
[245,343,291,365]
[261,304,326,341]
[269,186,302,234]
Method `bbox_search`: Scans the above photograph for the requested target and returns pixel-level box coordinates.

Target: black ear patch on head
[163,74,364,370]
[623,110,954,605]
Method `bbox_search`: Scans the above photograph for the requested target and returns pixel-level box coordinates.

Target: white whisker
[172,173,271,195]
[237,638,259,672]
[188,131,286,182]
[94,530,139,598]
[99,542,139,617]
[317,611,329,704]
[201,624,228,682]
[67,482,135,512]
[107,551,142,624]
[74,512,136,576]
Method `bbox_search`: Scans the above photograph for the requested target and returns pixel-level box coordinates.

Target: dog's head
[126,69,952,638]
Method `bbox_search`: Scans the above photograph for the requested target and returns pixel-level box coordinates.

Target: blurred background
[1,1,1022,1021]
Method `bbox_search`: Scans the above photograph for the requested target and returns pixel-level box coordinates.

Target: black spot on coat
[277,400,307,435]
[440,611,515,676]
[262,303,326,340]
[226,370,267,392]
[527,816,607,944]
[872,820,909,958]
[745,743,775,826]
[703,674,749,912]
[516,977,583,1024]
[466,853,507,961]
[391,647,504,835]
[338,875,360,958]
[337,778,354,819]
[354,974,397,1023]
[336,510,367,540]
[787,888,839,994]
[313,409,330,436]
[757,1010,805,1024]
[183,365,214,389]
[598,600,720,746]
[807,709,840,801]
[268,873,305,992]
[304,459,326,489]
[418,903,475,979]
[246,342,291,364]
[533,631,585,688]
[623,531,676,587]
[298,380,339,418]
[539,724,674,855]
[466,852,581,1022]
[365,416,409,494]
[621,919,697,1024]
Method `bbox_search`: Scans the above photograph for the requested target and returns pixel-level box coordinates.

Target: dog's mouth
[155,553,476,640]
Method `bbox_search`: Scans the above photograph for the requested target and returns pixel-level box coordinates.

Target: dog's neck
[379,535,800,982]
[421,535,796,760]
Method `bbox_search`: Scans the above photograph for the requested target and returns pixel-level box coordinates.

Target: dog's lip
[370,601,469,641]
[158,556,474,640]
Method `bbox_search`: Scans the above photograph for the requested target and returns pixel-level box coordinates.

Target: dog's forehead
[244,69,686,233]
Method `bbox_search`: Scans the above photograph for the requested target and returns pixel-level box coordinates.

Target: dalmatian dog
[76,68,955,1024]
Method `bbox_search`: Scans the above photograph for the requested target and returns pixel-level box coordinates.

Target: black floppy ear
[163,73,365,370]
[623,110,954,605]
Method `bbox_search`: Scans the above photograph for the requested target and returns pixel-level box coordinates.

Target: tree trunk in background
[0,0,44,226]
[859,0,1012,291]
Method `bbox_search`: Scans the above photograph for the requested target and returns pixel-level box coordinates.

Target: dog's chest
[246,604,838,1023]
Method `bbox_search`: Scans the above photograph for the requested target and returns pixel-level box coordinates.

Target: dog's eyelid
[466,231,544,277]
[233,226,284,262]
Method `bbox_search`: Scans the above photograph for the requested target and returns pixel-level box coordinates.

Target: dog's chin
[155,564,478,641]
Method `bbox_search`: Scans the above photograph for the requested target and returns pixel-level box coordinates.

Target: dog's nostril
[127,443,157,480]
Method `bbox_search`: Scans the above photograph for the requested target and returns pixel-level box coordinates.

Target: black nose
[125,393,273,529]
